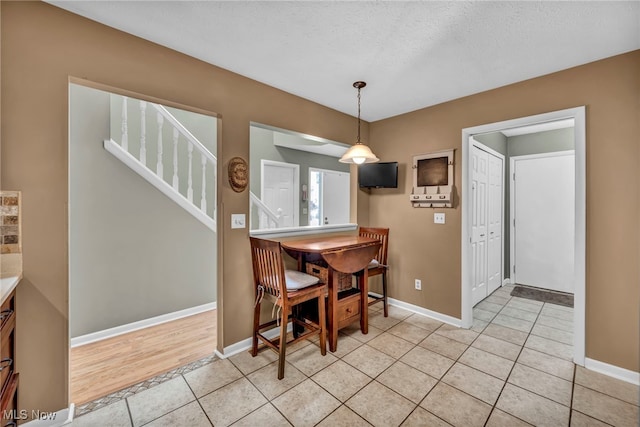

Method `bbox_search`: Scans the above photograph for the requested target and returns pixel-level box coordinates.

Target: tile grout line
[77,289,638,427]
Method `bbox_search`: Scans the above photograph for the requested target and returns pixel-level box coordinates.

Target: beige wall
[369,51,640,372]
[0,2,366,413]
[1,1,638,414]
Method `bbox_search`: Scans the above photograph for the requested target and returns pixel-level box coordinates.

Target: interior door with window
[309,168,350,226]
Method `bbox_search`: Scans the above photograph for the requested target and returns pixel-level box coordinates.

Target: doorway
[260,160,300,227]
[68,82,219,404]
[461,106,586,365]
[511,151,575,293]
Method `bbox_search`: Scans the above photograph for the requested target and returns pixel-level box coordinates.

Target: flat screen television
[358,162,398,188]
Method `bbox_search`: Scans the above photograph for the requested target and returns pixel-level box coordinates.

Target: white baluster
[156,112,164,178]
[172,128,179,190]
[187,143,194,202]
[121,97,128,151]
[139,101,147,165]
[200,154,207,214]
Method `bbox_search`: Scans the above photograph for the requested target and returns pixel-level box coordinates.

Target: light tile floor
[71,285,639,426]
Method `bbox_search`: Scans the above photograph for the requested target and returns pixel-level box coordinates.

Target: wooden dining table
[281,235,381,352]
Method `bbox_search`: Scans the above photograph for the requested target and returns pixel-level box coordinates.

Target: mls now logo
[2,410,57,421]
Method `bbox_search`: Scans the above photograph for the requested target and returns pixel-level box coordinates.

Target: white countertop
[1,273,22,305]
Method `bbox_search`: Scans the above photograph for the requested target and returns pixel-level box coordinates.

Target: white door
[487,153,503,294]
[471,145,489,305]
[261,160,299,227]
[512,152,575,293]
[321,170,350,225]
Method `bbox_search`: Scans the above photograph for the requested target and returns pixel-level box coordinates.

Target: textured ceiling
[48,1,639,122]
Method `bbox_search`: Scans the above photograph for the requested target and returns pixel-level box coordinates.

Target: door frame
[471,138,505,301]
[260,159,300,227]
[510,150,575,289]
[461,106,586,366]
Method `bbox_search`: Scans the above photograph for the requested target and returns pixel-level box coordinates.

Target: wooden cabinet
[1,290,18,426]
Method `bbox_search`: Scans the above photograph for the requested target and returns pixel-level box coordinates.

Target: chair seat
[285,269,320,290]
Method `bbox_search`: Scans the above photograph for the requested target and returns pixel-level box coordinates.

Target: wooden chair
[250,237,327,379]
[356,227,390,316]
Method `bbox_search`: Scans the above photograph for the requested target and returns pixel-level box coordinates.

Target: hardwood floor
[70,310,216,405]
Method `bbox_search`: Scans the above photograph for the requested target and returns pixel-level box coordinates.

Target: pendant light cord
[357,86,361,143]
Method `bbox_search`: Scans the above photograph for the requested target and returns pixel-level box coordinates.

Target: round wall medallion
[228,156,248,193]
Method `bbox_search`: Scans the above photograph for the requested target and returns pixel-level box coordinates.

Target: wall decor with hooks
[409,149,454,208]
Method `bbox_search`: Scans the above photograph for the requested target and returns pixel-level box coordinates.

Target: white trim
[250,222,358,238]
[509,150,575,288]
[461,106,586,366]
[585,358,640,386]
[502,278,511,286]
[104,139,216,231]
[387,297,462,327]
[70,302,216,348]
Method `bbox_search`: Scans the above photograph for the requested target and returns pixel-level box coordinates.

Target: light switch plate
[231,214,246,229]
[434,213,445,224]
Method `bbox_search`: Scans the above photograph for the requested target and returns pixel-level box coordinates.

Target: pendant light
[339,81,379,164]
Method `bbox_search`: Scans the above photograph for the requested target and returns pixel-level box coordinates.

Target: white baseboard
[220,323,293,358]
[71,302,217,348]
[221,299,463,356]
[585,358,640,386]
[387,297,462,327]
[502,278,511,286]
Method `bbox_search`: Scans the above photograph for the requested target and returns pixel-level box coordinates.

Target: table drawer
[336,294,360,329]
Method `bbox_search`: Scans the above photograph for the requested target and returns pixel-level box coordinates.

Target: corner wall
[369,50,640,372]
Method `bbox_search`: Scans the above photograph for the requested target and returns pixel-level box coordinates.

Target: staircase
[250,191,282,229]
[104,96,217,231]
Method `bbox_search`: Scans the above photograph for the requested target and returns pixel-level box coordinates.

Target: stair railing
[249,192,282,229]
[104,96,217,231]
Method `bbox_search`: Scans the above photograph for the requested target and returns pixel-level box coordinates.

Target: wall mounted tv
[358,162,398,188]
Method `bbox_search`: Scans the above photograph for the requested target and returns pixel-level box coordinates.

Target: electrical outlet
[434,213,445,224]
[415,279,422,290]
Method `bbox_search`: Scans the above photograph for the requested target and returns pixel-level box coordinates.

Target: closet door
[487,153,503,294]
[471,145,489,306]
